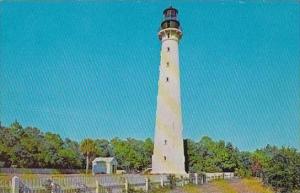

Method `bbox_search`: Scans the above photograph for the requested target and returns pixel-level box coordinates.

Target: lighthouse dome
[160,6,180,30]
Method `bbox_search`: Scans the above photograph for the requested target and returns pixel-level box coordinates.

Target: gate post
[195,173,198,185]
[145,177,149,192]
[12,176,20,193]
[95,179,99,193]
[124,179,128,193]
[160,176,164,187]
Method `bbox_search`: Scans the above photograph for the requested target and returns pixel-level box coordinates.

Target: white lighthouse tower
[152,7,186,175]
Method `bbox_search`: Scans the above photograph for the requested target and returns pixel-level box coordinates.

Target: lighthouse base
[151,154,186,175]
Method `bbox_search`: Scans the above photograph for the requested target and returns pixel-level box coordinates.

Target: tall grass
[212,179,237,193]
[182,184,202,193]
[242,178,273,193]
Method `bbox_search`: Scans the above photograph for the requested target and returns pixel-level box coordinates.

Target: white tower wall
[152,26,186,174]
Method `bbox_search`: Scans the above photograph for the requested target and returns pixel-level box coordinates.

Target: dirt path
[228,178,254,193]
[169,188,188,193]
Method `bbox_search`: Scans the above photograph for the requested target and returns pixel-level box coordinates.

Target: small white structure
[92,157,117,175]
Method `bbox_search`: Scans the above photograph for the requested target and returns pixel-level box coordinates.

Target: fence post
[95,179,99,193]
[145,177,149,192]
[124,179,128,193]
[160,176,164,187]
[12,176,20,193]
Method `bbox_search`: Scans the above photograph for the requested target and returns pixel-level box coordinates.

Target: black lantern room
[160,6,180,30]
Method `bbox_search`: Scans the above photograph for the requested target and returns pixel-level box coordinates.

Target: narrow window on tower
[167,47,170,52]
[166,77,169,82]
[164,156,167,161]
[164,140,167,145]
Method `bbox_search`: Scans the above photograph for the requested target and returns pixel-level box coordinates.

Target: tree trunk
[86,155,89,174]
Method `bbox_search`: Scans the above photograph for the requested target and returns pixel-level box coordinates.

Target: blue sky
[0,1,299,151]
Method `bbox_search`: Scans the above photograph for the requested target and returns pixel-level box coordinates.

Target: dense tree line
[0,121,299,192]
[0,121,153,171]
[0,121,83,169]
[185,136,300,193]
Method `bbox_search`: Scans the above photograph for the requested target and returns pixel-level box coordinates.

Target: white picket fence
[0,172,234,193]
[205,172,235,182]
[3,174,169,193]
